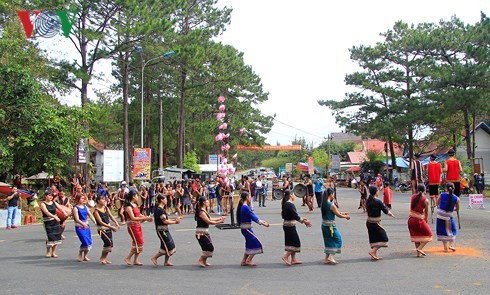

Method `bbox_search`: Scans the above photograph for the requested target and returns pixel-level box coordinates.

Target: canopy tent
[345,166,361,172]
[388,154,449,169]
[26,171,53,180]
[387,158,410,169]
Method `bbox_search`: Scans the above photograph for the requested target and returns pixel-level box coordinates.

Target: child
[383,182,393,209]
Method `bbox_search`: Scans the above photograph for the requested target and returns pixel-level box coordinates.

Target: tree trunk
[463,109,472,159]
[388,137,397,170]
[122,60,130,181]
[177,69,187,168]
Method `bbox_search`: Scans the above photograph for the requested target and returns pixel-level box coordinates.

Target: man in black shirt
[3,186,20,229]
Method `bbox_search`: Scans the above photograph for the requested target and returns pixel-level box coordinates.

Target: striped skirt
[366,218,388,248]
[283,220,301,252]
[322,220,342,254]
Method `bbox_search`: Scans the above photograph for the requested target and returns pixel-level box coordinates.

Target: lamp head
[163,51,175,57]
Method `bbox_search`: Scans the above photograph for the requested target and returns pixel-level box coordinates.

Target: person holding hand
[281,190,311,266]
[40,191,63,258]
[93,195,120,264]
[237,192,270,267]
[321,188,350,264]
[151,194,181,266]
[195,197,225,267]
[124,190,153,266]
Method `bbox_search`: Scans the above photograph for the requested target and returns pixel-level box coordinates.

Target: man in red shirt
[444,149,462,196]
[427,154,442,201]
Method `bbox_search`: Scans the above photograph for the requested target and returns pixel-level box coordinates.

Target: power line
[271,118,325,139]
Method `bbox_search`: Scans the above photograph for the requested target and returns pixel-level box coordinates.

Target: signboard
[285,163,293,173]
[307,156,315,175]
[331,154,341,171]
[78,139,87,164]
[133,148,151,180]
[468,194,485,209]
[209,154,219,164]
[103,150,124,183]
[236,145,301,151]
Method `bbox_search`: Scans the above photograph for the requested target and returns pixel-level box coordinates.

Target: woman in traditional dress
[173,182,184,217]
[40,191,62,258]
[139,184,148,216]
[321,188,350,264]
[407,183,432,257]
[94,195,120,264]
[124,190,153,266]
[151,194,181,266]
[281,190,311,266]
[73,194,96,262]
[236,192,270,266]
[54,190,72,240]
[183,181,193,215]
[358,181,367,212]
[436,182,460,252]
[366,186,395,260]
[195,197,225,267]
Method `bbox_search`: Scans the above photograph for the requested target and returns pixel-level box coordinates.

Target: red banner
[308,156,314,175]
[236,145,301,151]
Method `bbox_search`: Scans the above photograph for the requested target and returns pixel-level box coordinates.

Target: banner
[236,145,301,151]
[307,157,314,175]
[209,154,219,164]
[78,139,87,164]
[103,150,124,182]
[133,148,151,180]
[285,163,293,173]
[468,194,485,209]
[331,154,341,171]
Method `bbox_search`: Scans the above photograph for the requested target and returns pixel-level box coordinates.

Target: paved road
[1,188,488,295]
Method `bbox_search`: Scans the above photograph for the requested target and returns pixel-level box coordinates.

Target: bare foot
[164,262,174,266]
[198,260,206,267]
[291,260,303,265]
[83,257,90,262]
[151,257,158,266]
[77,254,83,262]
[100,260,107,265]
[51,254,58,258]
[124,257,132,265]
[133,261,143,266]
[246,262,257,266]
[240,261,247,266]
[368,251,378,260]
[205,262,211,266]
[105,260,112,264]
[448,246,456,252]
[45,254,51,258]
[281,256,291,266]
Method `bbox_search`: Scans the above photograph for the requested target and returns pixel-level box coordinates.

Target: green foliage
[183,151,201,173]
[360,150,386,175]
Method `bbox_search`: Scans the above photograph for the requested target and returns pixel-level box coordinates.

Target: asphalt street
[0,188,488,295]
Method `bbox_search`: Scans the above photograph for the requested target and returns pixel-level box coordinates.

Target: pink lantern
[219,105,226,111]
[218,123,228,130]
[239,128,247,134]
[224,133,230,138]
[231,153,238,160]
[215,133,224,141]
[217,113,225,120]
[218,96,226,103]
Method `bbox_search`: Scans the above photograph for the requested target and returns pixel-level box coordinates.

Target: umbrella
[0,182,35,199]
[26,171,53,180]
[346,166,361,172]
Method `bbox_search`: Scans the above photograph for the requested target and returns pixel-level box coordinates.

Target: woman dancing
[281,190,311,266]
[73,194,96,262]
[93,195,120,264]
[237,192,270,266]
[124,190,153,266]
[358,181,367,212]
[40,191,63,258]
[366,186,395,260]
[151,194,181,266]
[436,182,460,252]
[195,197,225,267]
[407,183,432,257]
[321,188,350,264]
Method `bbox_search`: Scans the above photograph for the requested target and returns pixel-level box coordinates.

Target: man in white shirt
[256,175,266,207]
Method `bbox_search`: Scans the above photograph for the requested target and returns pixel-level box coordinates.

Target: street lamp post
[139,50,175,148]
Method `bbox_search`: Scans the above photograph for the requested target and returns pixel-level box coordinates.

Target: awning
[345,166,361,172]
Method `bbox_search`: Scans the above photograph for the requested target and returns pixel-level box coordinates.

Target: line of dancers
[39,182,460,266]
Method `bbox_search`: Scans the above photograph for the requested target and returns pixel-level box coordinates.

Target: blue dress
[436,193,459,242]
[75,205,92,251]
[322,201,342,254]
[239,204,263,255]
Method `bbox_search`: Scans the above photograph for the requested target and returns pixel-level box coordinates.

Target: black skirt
[44,219,62,247]
[283,226,301,252]
[366,221,389,248]
[196,233,214,257]
[98,229,113,252]
[157,230,176,256]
